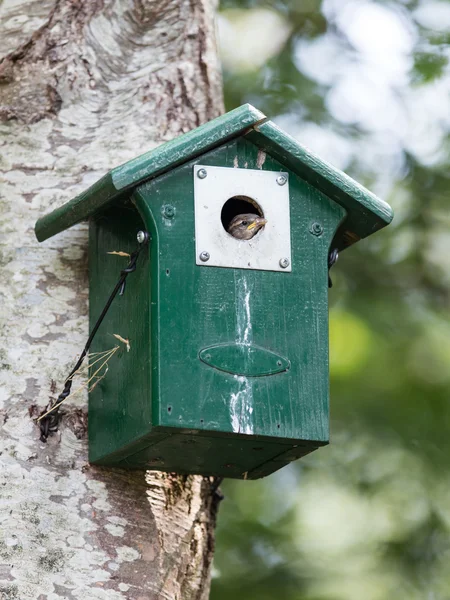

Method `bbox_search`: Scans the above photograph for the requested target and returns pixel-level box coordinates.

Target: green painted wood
[245,121,394,250]
[117,432,312,480]
[35,104,266,242]
[199,343,290,377]
[88,206,152,463]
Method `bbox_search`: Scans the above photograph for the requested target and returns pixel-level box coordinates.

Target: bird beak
[247,218,267,231]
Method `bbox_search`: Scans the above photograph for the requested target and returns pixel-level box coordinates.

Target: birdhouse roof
[35,104,393,248]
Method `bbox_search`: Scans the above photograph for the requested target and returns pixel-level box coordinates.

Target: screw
[310,222,323,236]
[137,231,148,244]
[199,251,210,262]
[276,175,287,186]
[279,257,290,268]
[163,205,175,218]
[197,168,207,179]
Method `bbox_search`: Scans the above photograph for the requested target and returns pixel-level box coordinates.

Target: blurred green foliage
[212,1,450,598]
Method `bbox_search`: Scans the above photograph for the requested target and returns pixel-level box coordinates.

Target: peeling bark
[0,0,224,597]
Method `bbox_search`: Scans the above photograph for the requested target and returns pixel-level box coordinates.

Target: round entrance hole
[221,196,265,239]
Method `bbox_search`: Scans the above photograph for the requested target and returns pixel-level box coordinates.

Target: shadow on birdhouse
[35,104,393,479]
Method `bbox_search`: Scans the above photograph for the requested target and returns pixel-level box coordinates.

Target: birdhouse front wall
[88,137,346,478]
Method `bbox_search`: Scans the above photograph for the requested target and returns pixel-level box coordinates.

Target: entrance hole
[221,196,264,238]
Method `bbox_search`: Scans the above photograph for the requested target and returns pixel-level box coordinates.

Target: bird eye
[241,221,248,226]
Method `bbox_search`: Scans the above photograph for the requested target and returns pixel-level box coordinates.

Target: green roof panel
[35,104,392,248]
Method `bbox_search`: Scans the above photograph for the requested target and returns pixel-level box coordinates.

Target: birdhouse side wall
[88,205,152,463]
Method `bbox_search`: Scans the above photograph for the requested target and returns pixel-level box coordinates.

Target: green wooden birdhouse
[35,104,393,479]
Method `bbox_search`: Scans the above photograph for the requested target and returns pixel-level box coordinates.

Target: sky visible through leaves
[212,1,450,598]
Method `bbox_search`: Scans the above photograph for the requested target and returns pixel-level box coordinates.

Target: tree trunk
[0,0,224,598]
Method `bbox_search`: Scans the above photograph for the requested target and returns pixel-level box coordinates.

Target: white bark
[0,0,224,597]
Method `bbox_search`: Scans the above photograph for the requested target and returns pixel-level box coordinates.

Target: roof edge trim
[245,121,393,247]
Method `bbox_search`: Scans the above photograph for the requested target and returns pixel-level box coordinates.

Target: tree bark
[0,0,224,598]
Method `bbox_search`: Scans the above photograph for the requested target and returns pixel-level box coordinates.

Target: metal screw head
[310,222,323,236]
[199,251,210,262]
[163,205,175,218]
[197,168,207,179]
[276,175,287,186]
[279,257,290,268]
[137,231,146,244]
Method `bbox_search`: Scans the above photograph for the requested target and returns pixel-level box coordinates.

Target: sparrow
[227,214,267,240]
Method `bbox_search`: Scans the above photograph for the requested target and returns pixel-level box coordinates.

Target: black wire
[38,237,147,442]
[328,248,339,288]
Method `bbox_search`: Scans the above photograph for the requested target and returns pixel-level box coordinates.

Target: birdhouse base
[90,427,323,480]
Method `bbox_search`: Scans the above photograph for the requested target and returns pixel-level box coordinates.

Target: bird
[227,214,267,240]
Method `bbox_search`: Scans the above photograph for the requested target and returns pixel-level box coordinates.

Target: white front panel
[193,165,292,272]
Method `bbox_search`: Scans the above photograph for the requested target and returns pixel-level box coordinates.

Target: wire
[37,233,148,442]
[328,248,339,288]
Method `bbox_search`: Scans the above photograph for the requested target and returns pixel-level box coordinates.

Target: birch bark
[0,0,224,597]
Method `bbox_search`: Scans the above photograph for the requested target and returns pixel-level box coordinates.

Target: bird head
[227,213,267,240]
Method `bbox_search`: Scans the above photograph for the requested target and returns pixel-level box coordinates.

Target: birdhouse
[35,104,393,479]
